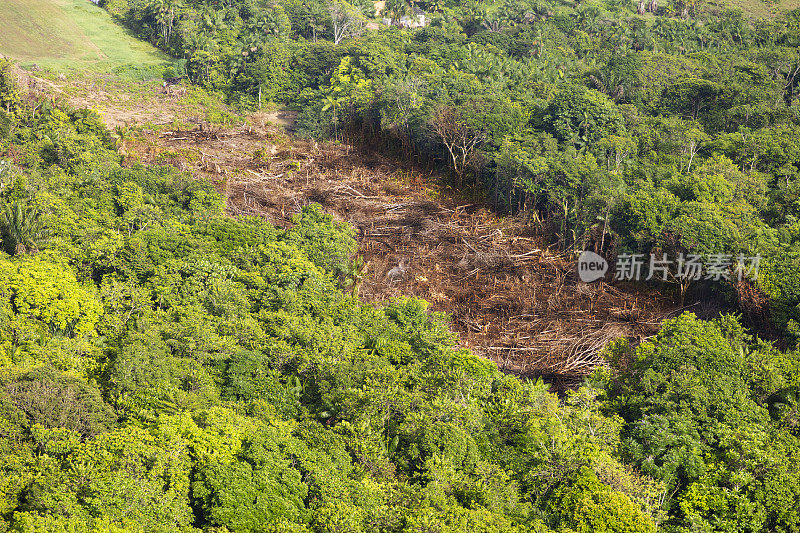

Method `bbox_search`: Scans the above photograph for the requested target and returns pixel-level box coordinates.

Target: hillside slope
[117,116,679,386]
[0,0,167,69]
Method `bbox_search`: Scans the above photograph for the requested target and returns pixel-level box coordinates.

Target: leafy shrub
[285,203,357,277]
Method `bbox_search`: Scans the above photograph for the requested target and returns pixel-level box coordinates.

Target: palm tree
[341,256,368,296]
[200,7,226,34]
[1,201,48,255]
[481,14,508,33]
[383,0,411,25]
[587,66,628,102]
[149,0,181,45]
[525,2,552,21]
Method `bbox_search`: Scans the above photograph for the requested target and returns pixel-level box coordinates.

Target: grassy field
[0,0,168,70]
[0,0,240,131]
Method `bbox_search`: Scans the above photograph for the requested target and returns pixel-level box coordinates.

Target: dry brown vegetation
[119,118,680,388]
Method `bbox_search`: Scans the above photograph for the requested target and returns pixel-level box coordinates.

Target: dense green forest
[0,0,799,530]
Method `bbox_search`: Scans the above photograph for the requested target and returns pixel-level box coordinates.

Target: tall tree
[328,0,365,44]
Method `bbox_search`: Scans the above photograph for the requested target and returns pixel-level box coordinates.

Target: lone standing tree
[328,0,365,44]
[430,105,485,189]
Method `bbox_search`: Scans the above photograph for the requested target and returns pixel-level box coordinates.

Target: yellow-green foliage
[0,257,102,337]
[2,16,800,530]
[550,466,657,533]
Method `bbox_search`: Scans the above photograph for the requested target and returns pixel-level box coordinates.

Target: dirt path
[16,69,249,130]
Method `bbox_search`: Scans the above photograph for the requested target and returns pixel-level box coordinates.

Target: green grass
[0,0,168,71]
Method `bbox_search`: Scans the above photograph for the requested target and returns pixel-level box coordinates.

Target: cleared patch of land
[10,60,675,387]
[115,121,676,388]
[0,0,167,69]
